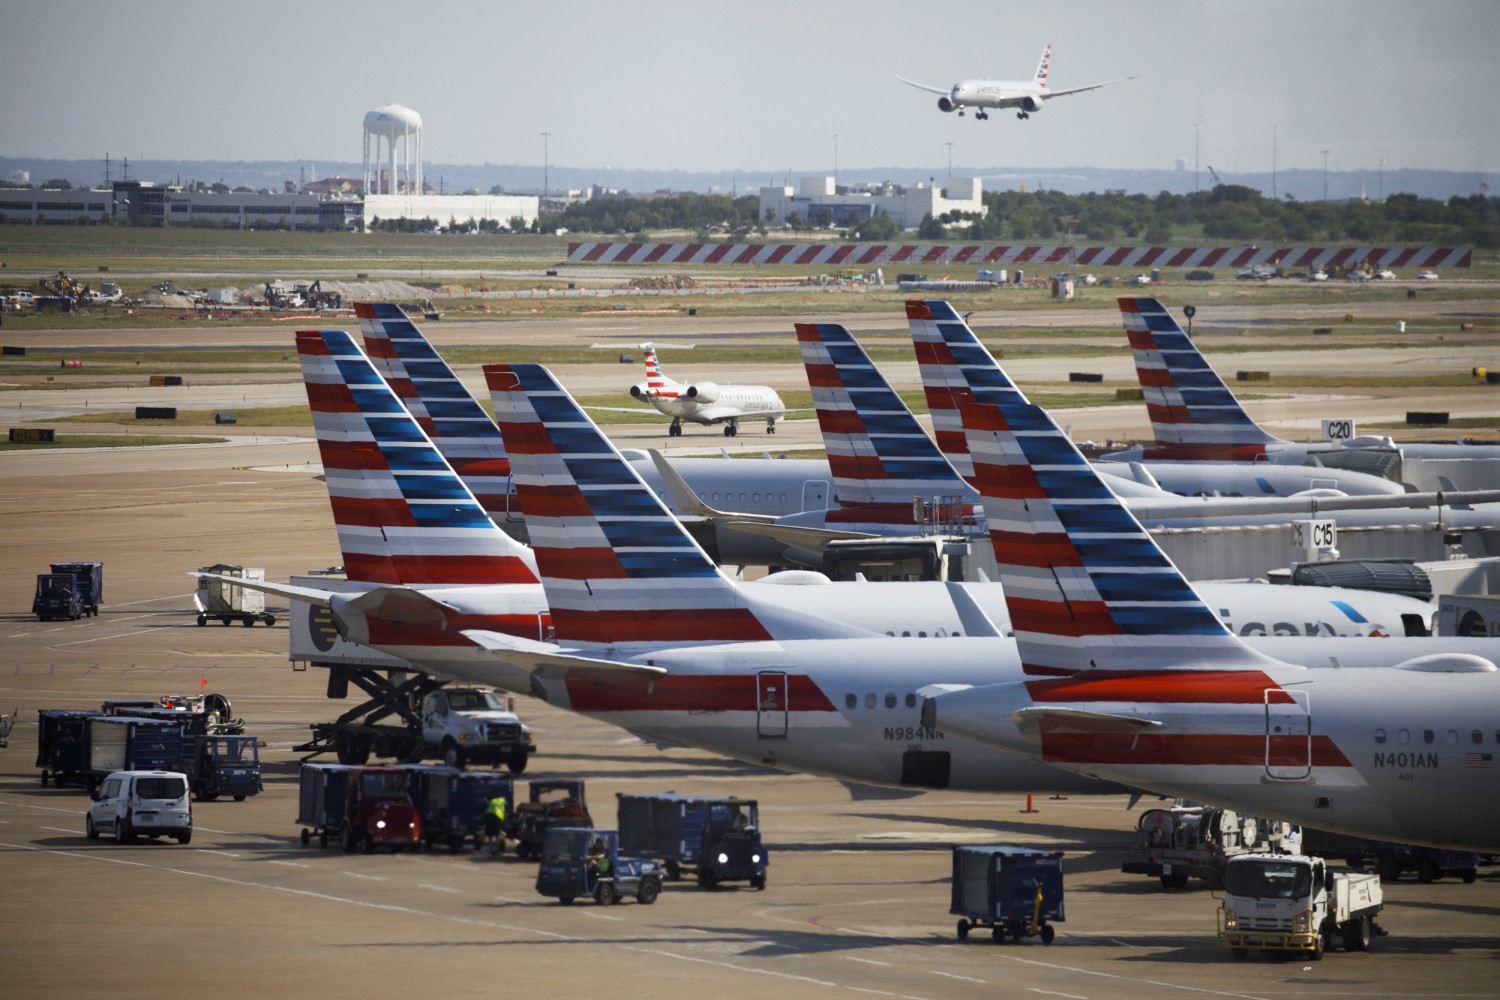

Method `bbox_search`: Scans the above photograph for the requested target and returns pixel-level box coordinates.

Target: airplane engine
[1019,95,1043,113]
[685,381,721,403]
[937,97,957,113]
[629,384,646,399]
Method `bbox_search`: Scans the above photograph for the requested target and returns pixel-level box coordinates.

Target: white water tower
[363,104,423,195]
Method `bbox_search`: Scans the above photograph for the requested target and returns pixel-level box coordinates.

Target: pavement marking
[841,956,892,967]
[933,971,986,984]
[1030,991,1088,999]
[1,839,931,999]
[194,849,241,857]
[418,883,461,893]
[268,860,309,868]
[54,624,180,647]
[42,826,78,834]
[341,871,386,881]
[579,910,626,921]
[1108,939,1139,948]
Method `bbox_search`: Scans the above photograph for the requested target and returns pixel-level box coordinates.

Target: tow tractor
[511,780,592,860]
[535,828,663,906]
[1218,853,1384,960]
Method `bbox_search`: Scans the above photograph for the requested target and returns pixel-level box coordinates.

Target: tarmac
[2,303,1498,998]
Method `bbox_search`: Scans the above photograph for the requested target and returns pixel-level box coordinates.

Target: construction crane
[1206,165,1223,186]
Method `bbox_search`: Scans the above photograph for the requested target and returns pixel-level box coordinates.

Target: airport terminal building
[758,176,987,229]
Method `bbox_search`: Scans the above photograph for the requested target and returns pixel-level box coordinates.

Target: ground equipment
[49,562,102,616]
[398,764,513,852]
[84,716,188,790]
[195,565,276,627]
[1122,805,1296,889]
[951,845,1065,943]
[296,762,421,853]
[535,828,664,906]
[511,779,592,860]
[36,709,104,787]
[300,684,534,771]
[1218,853,1384,960]
[101,692,242,735]
[172,733,262,801]
[33,574,83,621]
[617,793,767,888]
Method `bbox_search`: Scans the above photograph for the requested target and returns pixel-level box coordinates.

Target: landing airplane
[1111,297,1500,488]
[593,343,791,437]
[920,375,1500,850]
[898,44,1136,121]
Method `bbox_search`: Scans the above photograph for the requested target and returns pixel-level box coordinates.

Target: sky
[3,0,1497,180]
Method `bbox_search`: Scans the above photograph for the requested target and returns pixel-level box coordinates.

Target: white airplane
[920,379,1500,851]
[592,343,790,437]
[897,44,1137,121]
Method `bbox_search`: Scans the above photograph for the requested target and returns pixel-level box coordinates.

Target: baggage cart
[951,845,1065,943]
[36,709,104,788]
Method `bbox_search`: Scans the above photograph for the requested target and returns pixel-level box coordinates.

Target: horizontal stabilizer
[647,448,777,523]
[460,629,668,679]
[945,581,1006,638]
[1012,706,1166,736]
[189,572,331,608]
[344,586,460,622]
[1128,488,1500,523]
[719,519,880,549]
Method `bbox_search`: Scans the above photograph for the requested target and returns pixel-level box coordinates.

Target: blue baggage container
[36,709,104,788]
[297,762,355,845]
[85,716,187,779]
[398,764,513,852]
[950,845,1064,943]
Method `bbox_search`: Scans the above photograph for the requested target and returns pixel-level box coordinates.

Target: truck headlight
[459,733,478,743]
[752,854,761,864]
[718,853,729,865]
[1293,912,1310,933]
[1223,913,1238,930]
[376,820,387,830]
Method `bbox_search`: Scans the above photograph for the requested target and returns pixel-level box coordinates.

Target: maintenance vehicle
[951,845,1064,944]
[511,779,592,860]
[1122,805,1296,889]
[398,764,512,852]
[305,684,534,772]
[102,692,242,735]
[296,762,421,853]
[1218,853,1384,960]
[617,793,767,888]
[172,733,263,802]
[36,709,104,787]
[33,574,83,621]
[49,561,102,617]
[85,769,193,844]
[195,565,276,627]
[535,828,664,906]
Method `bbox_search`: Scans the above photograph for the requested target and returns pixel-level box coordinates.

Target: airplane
[593,342,792,437]
[1110,297,1500,487]
[919,376,1500,851]
[897,44,1137,121]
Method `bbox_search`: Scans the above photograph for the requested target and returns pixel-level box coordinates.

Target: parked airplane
[898,44,1136,120]
[1111,297,1500,486]
[593,343,790,437]
[920,383,1500,851]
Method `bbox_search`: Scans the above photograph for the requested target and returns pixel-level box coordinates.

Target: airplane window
[779,493,788,503]
[712,493,720,503]
[901,631,911,637]
[905,694,917,708]
[1422,729,1434,744]
[1446,730,1458,744]
[1474,730,1484,745]
[1373,728,1386,744]
[753,493,761,503]
[885,693,896,709]
[865,693,876,710]
[1397,729,1410,744]
[918,631,927,638]
[845,693,856,709]
[885,631,895,636]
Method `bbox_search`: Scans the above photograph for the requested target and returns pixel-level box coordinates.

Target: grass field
[0,433,226,450]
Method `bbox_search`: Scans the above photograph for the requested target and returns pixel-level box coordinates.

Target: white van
[86,770,193,844]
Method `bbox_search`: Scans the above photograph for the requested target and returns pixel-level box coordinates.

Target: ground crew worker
[484,794,508,847]
[587,835,611,886]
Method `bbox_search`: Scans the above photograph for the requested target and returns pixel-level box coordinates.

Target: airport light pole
[1194,124,1201,193]
[946,142,953,180]
[541,131,551,209]
[1272,125,1278,200]
[1378,158,1386,200]
[1321,149,1330,202]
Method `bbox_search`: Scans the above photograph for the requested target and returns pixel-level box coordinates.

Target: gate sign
[1293,519,1337,551]
[1321,418,1356,442]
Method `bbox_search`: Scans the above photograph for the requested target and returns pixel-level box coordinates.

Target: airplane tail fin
[1033,43,1052,88]
[957,390,1276,677]
[643,345,672,394]
[796,320,973,506]
[486,363,855,646]
[355,302,514,516]
[1119,297,1283,458]
[296,329,538,588]
[906,299,1027,480]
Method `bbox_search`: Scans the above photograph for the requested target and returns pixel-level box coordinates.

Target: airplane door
[756,671,788,739]
[1265,688,1311,781]
[801,480,830,512]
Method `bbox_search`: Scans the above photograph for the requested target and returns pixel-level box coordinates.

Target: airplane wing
[719,519,881,549]
[896,74,952,96]
[584,406,663,415]
[460,629,667,680]
[189,572,333,608]
[1044,74,1140,99]
[647,449,778,523]
[1127,487,1500,523]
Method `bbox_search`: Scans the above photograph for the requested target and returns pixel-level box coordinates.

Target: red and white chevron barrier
[567,242,1472,269]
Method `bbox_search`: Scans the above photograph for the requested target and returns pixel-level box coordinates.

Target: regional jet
[897,44,1136,121]
[594,343,791,437]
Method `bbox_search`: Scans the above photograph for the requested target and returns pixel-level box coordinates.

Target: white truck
[1218,853,1383,960]
[312,686,536,773]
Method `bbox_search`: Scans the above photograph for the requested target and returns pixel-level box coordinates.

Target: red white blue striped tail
[484,362,774,648]
[297,329,539,588]
[355,302,515,516]
[958,394,1276,677]
[906,299,1028,480]
[796,321,975,507]
[643,346,673,396]
[1120,297,1281,460]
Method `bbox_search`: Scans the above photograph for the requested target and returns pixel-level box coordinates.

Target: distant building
[363,192,538,231]
[757,176,986,230]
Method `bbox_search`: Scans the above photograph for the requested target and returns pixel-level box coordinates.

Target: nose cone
[921,681,1039,758]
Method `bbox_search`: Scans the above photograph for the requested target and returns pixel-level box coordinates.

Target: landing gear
[975,111,989,121]
[1017,111,1030,120]
[722,421,738,438]
[765,419,776,435]
[668,418,683,437]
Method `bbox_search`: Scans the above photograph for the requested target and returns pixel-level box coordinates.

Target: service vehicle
[617,793,767,888]
[951,845,1064,943]
[310,685,534,772]
[1364,841,1480,884]
[85,769,193,844]
[102,692,242,736]
[1122,805,1295,889]
[297,762,421,853]
[172,733,263,801]
[398,763,513,852]
[84,716,187,790]
[511,779,592,859]
[535,828,664,906]
[33,574,83,621]
[36,709,103,787]
[50,562,102,617]
[195,565,275,627]
[1217,853,1384,960]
